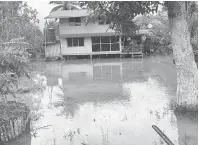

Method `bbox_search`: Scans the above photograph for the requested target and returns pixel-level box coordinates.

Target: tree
[85,1,198,109]
[134,8,171,54]
[134,2,198,57]
[0,2,43,53]
[44,20,60,40]
[187,2,198,57]
[167,2,197,108]
[0,42,31,102]
[49,1,81,13]
[0,2,43,102]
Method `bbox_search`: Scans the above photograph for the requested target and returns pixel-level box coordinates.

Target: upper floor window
[67,37,84,47]
[69,17,81,26]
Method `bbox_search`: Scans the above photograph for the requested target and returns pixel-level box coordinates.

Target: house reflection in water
[44,59,144,118]
[61,60,123,82]
[61,60,127,103]
[45,62,62,87]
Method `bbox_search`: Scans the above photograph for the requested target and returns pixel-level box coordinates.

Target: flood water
[7,56,198,145]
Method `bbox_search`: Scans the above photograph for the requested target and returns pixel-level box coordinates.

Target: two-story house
[45,9,152,59]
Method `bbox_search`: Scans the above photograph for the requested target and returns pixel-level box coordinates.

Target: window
[69,17,81,26]
[67,38,73,47]
[92,37,101,52]
[101,44,110,51]
[92,36,119,52]
[92,37,100,43]
[67,37,84,47]
[110,36,119,51]
[79,38,84,46]
[73,38,78,46]
[101,36,110,43]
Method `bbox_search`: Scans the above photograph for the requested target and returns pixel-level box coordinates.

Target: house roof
[45,9,88,19]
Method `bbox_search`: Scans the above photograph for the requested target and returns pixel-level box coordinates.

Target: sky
[27,0,55,30]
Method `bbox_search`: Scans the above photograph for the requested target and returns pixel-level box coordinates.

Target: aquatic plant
[100,127,109,145]
[182,133,190,145]
[170,100,198,113]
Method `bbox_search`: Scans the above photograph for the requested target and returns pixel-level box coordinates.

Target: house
[45,9,153,59]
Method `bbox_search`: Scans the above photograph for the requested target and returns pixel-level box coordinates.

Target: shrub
[0,42,31,102]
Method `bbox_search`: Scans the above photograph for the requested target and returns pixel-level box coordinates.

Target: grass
[170,98,198,114]
[173,104,198,114]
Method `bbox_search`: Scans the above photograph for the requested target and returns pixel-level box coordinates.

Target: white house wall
[59,17,117,37]
[59,17,121,55]
[60,36,92,55]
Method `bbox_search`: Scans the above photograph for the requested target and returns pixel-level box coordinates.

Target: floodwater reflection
[7,57,197,145]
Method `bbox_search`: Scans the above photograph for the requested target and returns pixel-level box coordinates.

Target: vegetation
[0,2,42,102]
[134,8,171,55]
[0,2,43,53]
[134,2,198,57]
[44,20,60,41]
[49,1,81,13]
[83,1,198,110]
[0,101,29,121]
[0,42,31,103]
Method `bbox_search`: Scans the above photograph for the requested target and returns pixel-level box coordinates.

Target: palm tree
[49,1,81,13]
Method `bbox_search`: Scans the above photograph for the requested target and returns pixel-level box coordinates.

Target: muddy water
[8,56,197,145]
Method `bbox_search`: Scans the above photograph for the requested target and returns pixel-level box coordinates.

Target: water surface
[7,56,198,145]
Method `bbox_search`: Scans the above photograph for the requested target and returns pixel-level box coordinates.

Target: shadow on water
[174,111,198,145]
[7,56,197,145]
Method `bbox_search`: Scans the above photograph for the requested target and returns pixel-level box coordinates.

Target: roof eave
[45,16,70,19]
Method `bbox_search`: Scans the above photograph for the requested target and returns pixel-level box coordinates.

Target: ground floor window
[67,37,84,47]
[92,36,120,52]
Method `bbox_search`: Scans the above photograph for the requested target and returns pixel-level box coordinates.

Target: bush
[0,42,31,102]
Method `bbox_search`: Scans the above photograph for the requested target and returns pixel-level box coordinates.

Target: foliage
[0,42,32,102]
[45,20,60,40]
[49,1,81,13]
[0,2,43,53]
[134,8,171,54]
[0,101,29,121]
[85,1,160,36]
[134,2,198,55]
[85,2,197,53]
[187,1,198,55]
[0,1,42,102]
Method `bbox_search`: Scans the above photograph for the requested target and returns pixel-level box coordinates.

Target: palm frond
[63,2,81,10]
[50,5,63,13]
[49,1,63,5]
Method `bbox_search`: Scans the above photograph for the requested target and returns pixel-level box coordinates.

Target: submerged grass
[170,97,198,113]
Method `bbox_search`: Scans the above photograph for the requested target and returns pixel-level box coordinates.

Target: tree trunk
[168,2,198,109]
